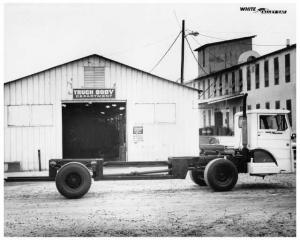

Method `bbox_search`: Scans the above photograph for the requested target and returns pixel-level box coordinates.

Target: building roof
[187,44,296,83]
[194,35,256,52]
[4,54,199,92]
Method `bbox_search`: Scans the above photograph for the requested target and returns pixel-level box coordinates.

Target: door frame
[61,99,128,161]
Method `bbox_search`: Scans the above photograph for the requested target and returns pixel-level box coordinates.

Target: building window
[203,80,206,99]
[207,79,211,98]
[239,69,243,91]
[274,57,279,85]
[214,77,217,97]
[264,60,269,87]
[225,74,228,95]
[255,63,260,89]
[219,76,222,96]
[233,106,236,125]
[197,82,201,99]
[240,106,243,112]
[256,104,260,109]
[247,66,251,91]
[286,99,292,126]
[203,111,206,127]
[247,105,251,110]
[8,105,53,127]
[208,109,211,126]
[225,111,229,128]
[203,51,205,67]
[265,102,270,109]
[285,54,290,83]
[84,66,105,88]
[275,100,280,109]
[231,72,235,93]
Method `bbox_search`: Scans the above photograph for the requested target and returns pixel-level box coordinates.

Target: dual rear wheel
[190,158,238,191]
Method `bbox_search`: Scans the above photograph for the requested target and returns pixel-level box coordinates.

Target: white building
[4,54,199,171]
[186,43,296,136]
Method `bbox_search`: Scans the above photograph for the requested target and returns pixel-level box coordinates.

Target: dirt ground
[4,172,296,237]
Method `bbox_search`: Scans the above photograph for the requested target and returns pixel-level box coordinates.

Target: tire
[204,158,238,191]
[190,170,207,186]
[55,162,92,199]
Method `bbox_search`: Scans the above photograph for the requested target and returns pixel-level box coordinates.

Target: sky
[4,3,296,83]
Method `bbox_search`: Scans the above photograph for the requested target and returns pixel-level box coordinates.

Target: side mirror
[291,133,296,141]
[238,116,244,128]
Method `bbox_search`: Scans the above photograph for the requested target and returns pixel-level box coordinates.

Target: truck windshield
[259,114,287,131]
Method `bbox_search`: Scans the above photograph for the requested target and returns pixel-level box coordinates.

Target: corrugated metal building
[4,54,199,171]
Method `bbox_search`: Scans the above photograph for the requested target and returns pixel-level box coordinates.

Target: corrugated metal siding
[4,55,199,170]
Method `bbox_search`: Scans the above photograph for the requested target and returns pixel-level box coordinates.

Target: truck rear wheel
[55,162,92,199]
[204,158,238,191]
[190,170,207,186]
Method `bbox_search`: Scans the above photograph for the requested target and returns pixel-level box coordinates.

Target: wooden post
[38,149,42,171]
[181,19,185,84]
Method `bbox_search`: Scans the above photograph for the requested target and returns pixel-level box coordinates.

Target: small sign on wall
[73,89,115,99]
[133,126,143,143]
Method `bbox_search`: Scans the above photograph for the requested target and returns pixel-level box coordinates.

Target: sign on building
[73,89,115,99]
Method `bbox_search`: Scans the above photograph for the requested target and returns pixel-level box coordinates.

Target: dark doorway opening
[214,111,223,127]
[62,102,126,161]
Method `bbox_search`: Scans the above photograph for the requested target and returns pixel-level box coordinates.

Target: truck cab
[234,110,294,175]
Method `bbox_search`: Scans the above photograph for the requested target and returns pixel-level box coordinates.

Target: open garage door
[62,102,126,161]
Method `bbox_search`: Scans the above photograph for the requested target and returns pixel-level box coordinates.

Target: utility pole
[180,20,185,84]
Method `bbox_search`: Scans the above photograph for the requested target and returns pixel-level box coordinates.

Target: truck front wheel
[55,162,92,199]
[204,158,238,191]
[190,170,207,186]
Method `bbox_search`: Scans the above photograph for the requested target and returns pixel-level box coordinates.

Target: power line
[185,36,209,75]
[173,10,181,29]
[150,31,182,73]
[191,35,228,65]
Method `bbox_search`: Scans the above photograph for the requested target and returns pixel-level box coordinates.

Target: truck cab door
[256,114,292,172]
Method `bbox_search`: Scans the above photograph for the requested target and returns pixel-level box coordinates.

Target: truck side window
[275,115,287,131]
[259,115,287,131]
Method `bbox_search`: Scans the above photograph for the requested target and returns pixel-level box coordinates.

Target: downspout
[241,93,249,161]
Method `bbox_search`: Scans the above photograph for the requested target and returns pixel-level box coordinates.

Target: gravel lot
[4,172,296,237]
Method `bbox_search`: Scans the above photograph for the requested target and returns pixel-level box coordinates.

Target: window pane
[285,54,290,83]
[276,115,287,131]
[8,105,30,126]
[274,57,279,85]
[286,99,292,126]
[265,102,270,109]
[259,114,287,131]
[264,60,269,87]
[247,66,251,90]
[255,64,260,89]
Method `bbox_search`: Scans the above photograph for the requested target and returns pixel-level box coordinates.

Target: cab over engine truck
[47,94,294,199]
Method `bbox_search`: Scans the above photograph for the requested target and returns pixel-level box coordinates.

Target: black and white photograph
[2,1,298,237]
